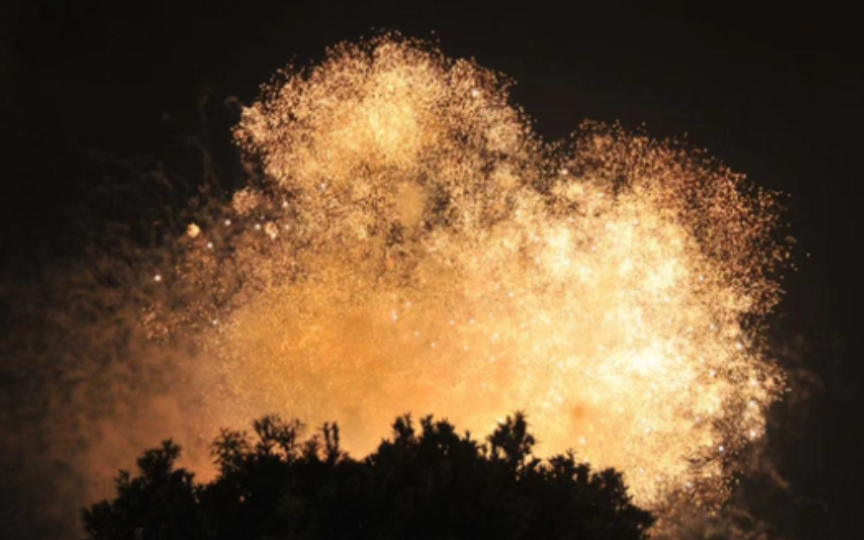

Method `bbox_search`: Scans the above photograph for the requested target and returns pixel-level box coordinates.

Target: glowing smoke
[137,36,789,509]
[0,35,790,536]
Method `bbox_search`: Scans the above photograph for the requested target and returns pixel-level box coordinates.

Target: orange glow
[148,36,787,511]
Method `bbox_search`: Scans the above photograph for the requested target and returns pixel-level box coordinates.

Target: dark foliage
[82,412,653,540]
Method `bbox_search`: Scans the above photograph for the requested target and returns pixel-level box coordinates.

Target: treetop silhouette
[83,412,653,540]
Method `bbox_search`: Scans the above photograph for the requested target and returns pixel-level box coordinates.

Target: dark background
[1,1,861,538]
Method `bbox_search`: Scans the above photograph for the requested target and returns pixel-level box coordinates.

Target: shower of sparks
[146,36,787,509]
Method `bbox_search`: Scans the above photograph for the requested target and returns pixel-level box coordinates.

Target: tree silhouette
[82,413,653,540]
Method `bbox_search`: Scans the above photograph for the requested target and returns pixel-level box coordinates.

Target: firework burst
[129,36,791,511]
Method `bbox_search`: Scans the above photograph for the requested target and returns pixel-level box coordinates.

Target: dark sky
[2,1,862,537]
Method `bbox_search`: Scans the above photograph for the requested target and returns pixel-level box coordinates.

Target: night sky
[1,2,862,538]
